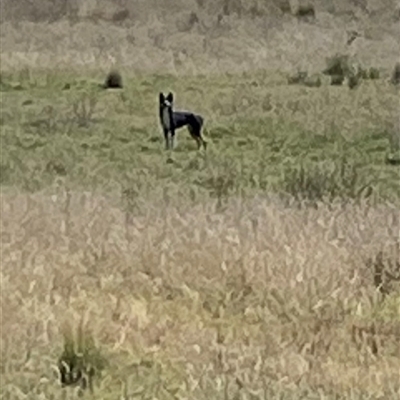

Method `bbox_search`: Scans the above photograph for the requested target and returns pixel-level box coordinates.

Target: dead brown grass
[1,0,399,75]
[1,189,400,398]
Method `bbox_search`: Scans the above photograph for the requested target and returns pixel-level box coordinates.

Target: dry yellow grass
[1,0,399,74]
[1,190,400,398]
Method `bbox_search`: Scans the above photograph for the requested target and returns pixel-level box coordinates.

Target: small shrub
[58,324,107,393]
[368,67,380,80]
[385,154,400,166]
[323,54,350,79]
[111,9,130,23]
[390,62,400,85]
[295,4,316,18]
[102,70,123,89]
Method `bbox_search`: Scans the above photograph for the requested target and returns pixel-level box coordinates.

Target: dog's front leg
[164,129,170,150]
[170,128,176,150]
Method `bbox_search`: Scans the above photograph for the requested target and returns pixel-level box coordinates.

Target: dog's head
[159,92,174,108]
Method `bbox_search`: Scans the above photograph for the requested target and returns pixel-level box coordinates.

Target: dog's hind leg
[196,116,207,150]
[197,134,207,150]
[188,128,201,150]
[188,125,207,150]
[199,129,208,150]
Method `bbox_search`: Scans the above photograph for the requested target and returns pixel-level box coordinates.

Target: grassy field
[2,6,400,400]
[1,65,400,400]
[1,69,399,200]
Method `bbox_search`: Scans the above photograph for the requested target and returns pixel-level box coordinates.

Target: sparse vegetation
[323,54,383,89]
[1,1,400,399]
[295,4,316,19]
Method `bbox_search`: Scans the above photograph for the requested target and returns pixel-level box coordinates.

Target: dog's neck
[161,105,172,130]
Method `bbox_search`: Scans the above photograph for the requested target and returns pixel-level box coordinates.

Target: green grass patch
[1,69,399,204]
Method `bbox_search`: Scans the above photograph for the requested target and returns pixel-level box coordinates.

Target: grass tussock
[391,62,400,85]
[58,322,107,392]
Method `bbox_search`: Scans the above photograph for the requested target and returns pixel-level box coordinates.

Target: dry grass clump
[366,248,400,296]
[57,322,107,393]
[391,62,400,85]
[102,70,123,89]
[294,3,316,19]
[1,189,400,398]
[323,54,352,85]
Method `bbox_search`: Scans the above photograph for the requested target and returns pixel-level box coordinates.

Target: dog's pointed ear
[166,92,174,103]
[159,93,165,103]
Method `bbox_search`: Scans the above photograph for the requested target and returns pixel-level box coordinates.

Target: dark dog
[159,92,207,151]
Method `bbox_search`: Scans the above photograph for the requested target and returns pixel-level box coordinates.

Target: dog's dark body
[159,92,207,151]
